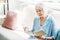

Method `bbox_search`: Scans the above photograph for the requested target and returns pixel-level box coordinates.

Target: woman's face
[36,7,44,17]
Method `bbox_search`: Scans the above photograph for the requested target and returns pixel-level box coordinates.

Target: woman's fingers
[34,34,42,39]
[34,34,46,40]
[40,36,46,40]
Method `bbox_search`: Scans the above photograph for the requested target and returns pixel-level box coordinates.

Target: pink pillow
[2,11,17,30]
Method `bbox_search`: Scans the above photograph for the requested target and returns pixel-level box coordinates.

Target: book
[33,29,46,36]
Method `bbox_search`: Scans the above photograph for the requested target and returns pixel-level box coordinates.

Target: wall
[0,0,60,30]
[51,10,60,29]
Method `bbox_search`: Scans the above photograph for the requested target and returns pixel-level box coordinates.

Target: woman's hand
[34,34,42,39]
[34,34,46,40]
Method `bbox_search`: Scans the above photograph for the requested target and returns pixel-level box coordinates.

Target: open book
[33,29,46,36]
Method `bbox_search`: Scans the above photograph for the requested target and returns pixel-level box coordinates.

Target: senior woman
[24,3,57,40]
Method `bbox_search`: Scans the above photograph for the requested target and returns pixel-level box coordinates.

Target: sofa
[0,25,30,40]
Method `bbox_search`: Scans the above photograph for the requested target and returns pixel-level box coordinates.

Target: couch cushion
[2,11,17,30]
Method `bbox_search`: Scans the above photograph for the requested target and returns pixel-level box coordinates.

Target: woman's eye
[39,10,41,11]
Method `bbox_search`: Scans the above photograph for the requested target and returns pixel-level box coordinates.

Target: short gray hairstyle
[35,3,48,14]
[35,3,44,9]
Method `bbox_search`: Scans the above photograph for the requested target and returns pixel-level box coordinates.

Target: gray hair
[35,3,44,9]
[35,3,48,14]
